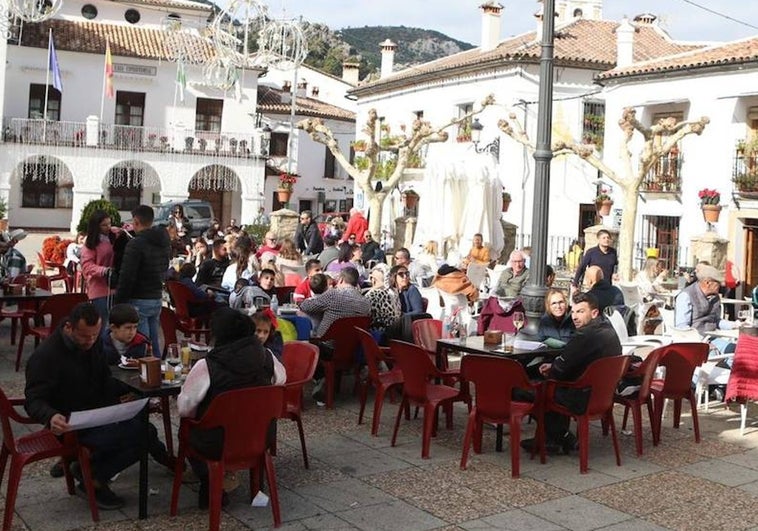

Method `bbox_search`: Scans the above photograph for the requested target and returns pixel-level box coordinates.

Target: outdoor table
[111,368,182,519]
[435,335,561,368]
[0,288,53,306]
[706,328,740,340]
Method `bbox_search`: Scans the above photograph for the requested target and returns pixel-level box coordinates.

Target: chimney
[296,78,308,98]
[342,60,360,85]
[281,80,291,104]
[311,86,320,98]
[534,5,544,42]
[380,39,396,79]
[633,13,657,26]
[479,1,503,52]
[615,17,635,68]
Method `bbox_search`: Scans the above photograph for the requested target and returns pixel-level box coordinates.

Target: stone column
[270,208,299,241]
[690,232,728,270]
[70,188,105,233]
[499,220,518,263]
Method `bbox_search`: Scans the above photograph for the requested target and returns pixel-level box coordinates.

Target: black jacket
[25,327,128,427]
[538,312,576,344]
[115,225,171,302]
[195,257,230,287]
[549,315,622,382]
[588,279,625,314]
[295,221,324,256]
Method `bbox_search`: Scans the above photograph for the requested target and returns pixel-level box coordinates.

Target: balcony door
[114,91,145,148]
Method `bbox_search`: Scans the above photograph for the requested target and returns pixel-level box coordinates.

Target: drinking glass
[512,311,525,333]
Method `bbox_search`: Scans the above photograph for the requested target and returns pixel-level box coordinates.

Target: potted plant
[0,196,8,232]
[159,136,169,151]
[147,133,157,149]
[595,189,613,216]
[229,137,238,154]
[239,139,248,155]
[351,139,368,152]
[699,188,721,223]
[214,138,222,153]
[184,136,194,151]
[277,172,298,203]
[736,139,747,156]
[502,191,511,212]
[198,138,207,152]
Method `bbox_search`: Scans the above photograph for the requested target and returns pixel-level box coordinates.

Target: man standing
[25,303,169,510]
[195,238,230,288]
[521,292,621,454]
[294,210,324,256]
[495,250,530,298]
[675,265,739,333]
[253,206,270,226]
[573,229,618,288]
[115,205,170,355]
[341,208,368,244]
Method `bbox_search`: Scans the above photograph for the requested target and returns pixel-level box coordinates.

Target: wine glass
[512,311,525,334]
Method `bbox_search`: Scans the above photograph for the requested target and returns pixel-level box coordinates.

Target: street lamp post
[519,0,556,339]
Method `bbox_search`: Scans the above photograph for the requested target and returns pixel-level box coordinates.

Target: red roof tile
[598,36,758,81]
[257,87,355,122]
[351,19,703,97]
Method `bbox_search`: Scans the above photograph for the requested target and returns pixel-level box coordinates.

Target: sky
[259,0,758,46]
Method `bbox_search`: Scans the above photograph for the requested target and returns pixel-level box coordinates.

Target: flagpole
[99,40,108,124]
[43,28,52,142]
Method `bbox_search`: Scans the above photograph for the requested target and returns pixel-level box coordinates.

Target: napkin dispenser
[483,330,503,345]
[139,357,162,388]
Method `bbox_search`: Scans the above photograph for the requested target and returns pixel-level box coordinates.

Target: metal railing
[733,145,758,193]
[640,149,683,193]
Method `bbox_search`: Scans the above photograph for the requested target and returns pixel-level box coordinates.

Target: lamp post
[470,118,500,159]
[519,0,556,339]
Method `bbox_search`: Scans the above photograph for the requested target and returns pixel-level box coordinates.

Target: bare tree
[297,95,495,238]
[498,107,709,281]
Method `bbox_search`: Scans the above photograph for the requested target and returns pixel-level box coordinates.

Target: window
[582,100,605,149]
[324,146,336,178]
[270,132,288,156]
[457,103,473,141]
[115,91,145,126]
[108,166,143,211]
[124,8,140,24]
[21,160,57,208]
[28,84,61,121]
[195,98,223,132]
[81,4,97,19]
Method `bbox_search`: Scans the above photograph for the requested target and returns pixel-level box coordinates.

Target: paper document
[513,339,546,351]
[68,398,149,431]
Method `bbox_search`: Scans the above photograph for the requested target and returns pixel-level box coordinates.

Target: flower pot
[0,219,8,232]
[277,189,292,203]
[596,200,613,217]
[702,204,722,223]
[502,199,511,212]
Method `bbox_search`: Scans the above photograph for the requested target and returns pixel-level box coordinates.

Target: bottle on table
[270,294,279,315]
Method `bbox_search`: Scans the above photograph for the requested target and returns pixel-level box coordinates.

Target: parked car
[153,200,215,238]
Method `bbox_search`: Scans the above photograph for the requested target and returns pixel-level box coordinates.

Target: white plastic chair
[608,310,670,348]
[418,286,443,320]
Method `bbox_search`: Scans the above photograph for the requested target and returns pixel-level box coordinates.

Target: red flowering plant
[278,172,298,192]
[41,236,61,262]
[698,188,720,206]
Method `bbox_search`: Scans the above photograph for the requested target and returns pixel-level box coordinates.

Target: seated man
[24,302,170,510]
[521,292,622,454]
[463,233,491,267]
[675,264,739,334]
[494,250,530,298]
[584,265,624,314]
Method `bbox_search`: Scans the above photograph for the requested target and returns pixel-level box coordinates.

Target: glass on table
[502,332,515,353]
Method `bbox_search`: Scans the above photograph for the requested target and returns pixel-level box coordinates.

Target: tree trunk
[616,182,639,281]
[367,192,386,239]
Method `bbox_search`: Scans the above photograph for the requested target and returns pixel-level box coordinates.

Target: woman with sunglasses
[537,288,575,345]
[168,204,192,255]
[389,265,425,315]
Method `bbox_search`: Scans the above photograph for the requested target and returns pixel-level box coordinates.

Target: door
[744,224,758,296]
[114,91,145,148]
[188,189,225,226]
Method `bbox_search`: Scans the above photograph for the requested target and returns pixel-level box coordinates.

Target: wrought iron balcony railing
[640,148,682,193]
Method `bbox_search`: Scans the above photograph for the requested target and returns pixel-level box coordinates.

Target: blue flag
[48,32,63,92]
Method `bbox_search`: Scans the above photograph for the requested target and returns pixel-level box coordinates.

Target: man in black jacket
[294,210,324,256]
[195,238,230,288]
[25,303,169,510]
[115,205,171,354]
[522,292,622,454]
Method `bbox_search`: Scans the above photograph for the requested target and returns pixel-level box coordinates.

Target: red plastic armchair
[412,318,469,399]
[650,342,709,444]
[614,347,665,455]
[16,292,87,371]
[0,387,99,530]
[356,328,404,436]
[459,355,537,477]
[36,252,72,292]
[280,342,319,468]
[165,280,212,342]
[170,386,285,530]
[311,315,371,409]
[538,355,631,473]
[389,340,471,459]
[1,274,51,346]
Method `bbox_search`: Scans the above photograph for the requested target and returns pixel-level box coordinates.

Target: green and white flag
[176,61,186,103]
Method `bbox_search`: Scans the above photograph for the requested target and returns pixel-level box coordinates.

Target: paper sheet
[513,339,546,351]
[67,398,149,431]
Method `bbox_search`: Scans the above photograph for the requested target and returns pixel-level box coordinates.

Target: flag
[104,41,114,99]
[176,61,186,103]
[48,31,62,92]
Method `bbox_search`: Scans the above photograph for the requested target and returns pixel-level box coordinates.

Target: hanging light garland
[255,17,308,70]
[7,0,61,22]
[189,164,240,192]
[104,161,160,188]
[0,0,18,40]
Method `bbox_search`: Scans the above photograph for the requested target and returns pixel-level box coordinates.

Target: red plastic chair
[274,286,296,304]
[0,274,51,346]
[412,318,469,398]
[459,355,538,477]
[356,328,404,436]
[165,281,212,342]
[160,306,179,359]
[650,342,709,444]
[311,315,371,409]
[614,347,665,455]
[16,292,88,371]
[170,386,284,530]
[280,342,319,468]
[538,355,631,473]
[389,340,471,459]
[36,252,72,292]
[0,387,99,530]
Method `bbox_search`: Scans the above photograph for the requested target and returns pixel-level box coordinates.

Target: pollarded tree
[498,107,709,281]
[297,95,495,238]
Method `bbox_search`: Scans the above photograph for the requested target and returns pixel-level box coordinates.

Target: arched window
[20,158,72,208]
[108,165,143,211]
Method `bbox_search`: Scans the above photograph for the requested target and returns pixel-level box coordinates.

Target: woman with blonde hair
[537,288,575,345]
[635,257,666,301]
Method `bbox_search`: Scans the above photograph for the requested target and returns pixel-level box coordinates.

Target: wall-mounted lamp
[470,118,500,159]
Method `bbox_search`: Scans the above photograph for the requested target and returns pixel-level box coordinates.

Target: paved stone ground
[4,232,758,530]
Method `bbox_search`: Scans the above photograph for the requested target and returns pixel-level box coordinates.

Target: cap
[697,265,725,283]
[8,229,27,241]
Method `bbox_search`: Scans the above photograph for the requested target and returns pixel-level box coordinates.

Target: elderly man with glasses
[256,230,281,260]
[675,265,740,333]
[494,250,530,298]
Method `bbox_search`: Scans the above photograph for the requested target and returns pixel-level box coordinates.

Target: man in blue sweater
[572,229,618,289]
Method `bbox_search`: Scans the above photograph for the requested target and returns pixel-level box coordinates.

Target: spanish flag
[104,41,114,99]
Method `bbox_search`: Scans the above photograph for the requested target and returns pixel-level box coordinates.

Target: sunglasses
[397,271,409,278]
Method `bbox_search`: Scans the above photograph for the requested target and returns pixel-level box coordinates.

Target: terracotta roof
[350,19,704,97]
[597,36,758,82]
[257,87,355,122]
[112,0,212,12]
[19,19,215,63]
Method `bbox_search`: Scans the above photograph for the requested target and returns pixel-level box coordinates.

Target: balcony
[639,148,683,199]
[732,142,758,199]
[1,118,267,160]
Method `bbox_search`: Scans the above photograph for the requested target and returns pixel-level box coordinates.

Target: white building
[0,0,356,232]
[348,0,703,263]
